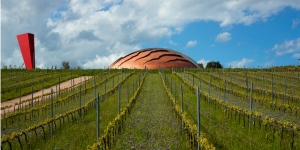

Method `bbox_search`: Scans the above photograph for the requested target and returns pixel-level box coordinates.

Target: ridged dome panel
[109,48,199,69]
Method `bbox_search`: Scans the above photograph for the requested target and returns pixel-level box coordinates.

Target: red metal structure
[109,48,199,69]
[17,33,35,69]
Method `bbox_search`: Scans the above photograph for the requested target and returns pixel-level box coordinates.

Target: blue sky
[157,7,300,68]
[1,0,300,68]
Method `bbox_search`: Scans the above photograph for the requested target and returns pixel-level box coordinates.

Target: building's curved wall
[109,48,199,69]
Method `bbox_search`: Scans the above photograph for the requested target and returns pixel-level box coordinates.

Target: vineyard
[1,68,300,149]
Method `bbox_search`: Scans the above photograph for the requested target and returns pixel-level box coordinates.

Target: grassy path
[113,73,190,149]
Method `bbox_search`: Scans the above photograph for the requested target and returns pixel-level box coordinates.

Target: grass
[1,71,133,135]
[112,73,190,149]
[1,71,140,149]
[1,68,299,150]
[182,72,300,126]
[167,71,299,149]
[1,69,121,102]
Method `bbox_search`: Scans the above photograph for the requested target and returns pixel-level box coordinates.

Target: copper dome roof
[109,48,199,69]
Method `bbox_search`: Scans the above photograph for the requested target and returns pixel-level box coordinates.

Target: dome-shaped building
[109,48,199,69]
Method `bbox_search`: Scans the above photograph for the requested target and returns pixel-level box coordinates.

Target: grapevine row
[87,71,147,150]
[174,71,300,148]
[160,71,215,150]
[1,73,98,113]
[1,71,139,149]
[2,72,131,128]
[187,71,300,115]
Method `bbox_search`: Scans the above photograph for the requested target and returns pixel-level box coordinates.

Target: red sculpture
[17,33,35,69]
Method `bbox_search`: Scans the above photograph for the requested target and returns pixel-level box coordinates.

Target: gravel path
[1,76,92,114]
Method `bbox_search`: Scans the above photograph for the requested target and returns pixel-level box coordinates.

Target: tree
[62,61,70,69]
[197,63,204,68]
[1,62,7,69]
[206,61,223,68]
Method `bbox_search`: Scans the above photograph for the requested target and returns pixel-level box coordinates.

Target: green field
[1,68,300,149]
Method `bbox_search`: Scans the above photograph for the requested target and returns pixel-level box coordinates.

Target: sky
[1,0,300,69]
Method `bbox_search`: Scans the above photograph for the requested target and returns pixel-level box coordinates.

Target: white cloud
[197,59,210,67]
[215,32,232,42]
[264,61,274,67]
[83,53,125,69]
[186,40,197,48]
[169,40,177,46]
[36,63,46,69]
[272,38,300,56]
[227,58,255,68]
[292,53,300,59]
[2,0,300,68]
[292,19,300,29]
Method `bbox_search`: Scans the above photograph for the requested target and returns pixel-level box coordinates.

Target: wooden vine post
[197,86,201,150]
[70,70,72,93]
[104,79,106,94]
[113,76,114,87]
[50,89,54,138]
[230,76,232,92]
[271,73,274,108]
[132,80,134,96]
[170,78,172,95]
[284,76,286,105]
[219,71,221,94]
[96,93,100,146]
[31,86,34,120]
[193,74,194,87]
[174,82,176,103]
[139,74,141,86]
[199,76,202,89]
[298,72,300,91]
[181,84,184,131]
[224,75,226,104]
[71,76,73,101]
[127,83,129,103]
[136,78,138,90]
[118,85,121,115]
[59,77,61,95]
[79,85,82,119]
[249,82,253,130]
[42,79,44,101]
[262,74,264,98]
[56,84,58,107]
[19,85,21,110]
[94,76,97,101]
[208,75,211,104]
[245,72,248,98]
[84,76,86,95]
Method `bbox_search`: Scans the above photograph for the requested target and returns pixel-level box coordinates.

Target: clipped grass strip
[159,71,215,150]
[87,71,147,150]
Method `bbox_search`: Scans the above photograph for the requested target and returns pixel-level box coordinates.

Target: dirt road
[1,76,92,114]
